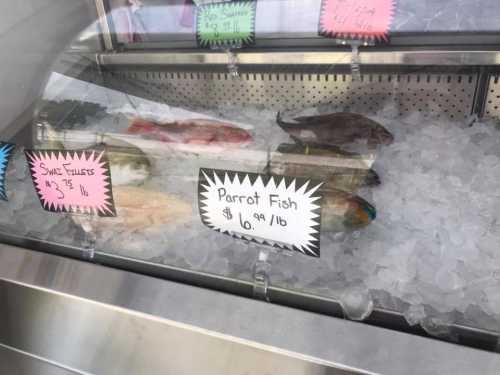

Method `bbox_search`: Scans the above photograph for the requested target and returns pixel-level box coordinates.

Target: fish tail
[276,111,297,129]
[276,111,285,128]
[128,118,157,134]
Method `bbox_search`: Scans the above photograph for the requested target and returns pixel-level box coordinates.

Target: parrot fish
[271,143,381,192]
[321,188,376,232]
[276,111,394,146]
[128,118,252,145]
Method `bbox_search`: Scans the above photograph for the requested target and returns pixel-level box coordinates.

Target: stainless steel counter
[0,244,499,375]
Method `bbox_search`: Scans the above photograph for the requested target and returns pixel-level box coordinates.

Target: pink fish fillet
[127,118,252,145]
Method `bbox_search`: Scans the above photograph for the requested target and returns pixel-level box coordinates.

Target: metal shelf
[97,50,500,67]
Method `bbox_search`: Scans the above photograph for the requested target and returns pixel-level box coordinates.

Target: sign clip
[253,249,271,301]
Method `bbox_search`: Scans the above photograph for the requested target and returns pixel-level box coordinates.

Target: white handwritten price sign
[198,168,323,257]
[25,150,116,217]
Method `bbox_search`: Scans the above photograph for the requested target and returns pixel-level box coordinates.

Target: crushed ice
[1,73,498,337]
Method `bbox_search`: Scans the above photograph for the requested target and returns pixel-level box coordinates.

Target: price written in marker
[319,0,395,42]
[198,168,323,257]
[196,0,256,48]
[222,207,287,230]
[25,150,116,217]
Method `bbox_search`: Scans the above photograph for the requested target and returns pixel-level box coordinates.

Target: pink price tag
[319,0,394,42]
[25,150,116,217]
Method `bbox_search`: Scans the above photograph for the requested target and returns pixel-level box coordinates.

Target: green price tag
[196,1,256,48]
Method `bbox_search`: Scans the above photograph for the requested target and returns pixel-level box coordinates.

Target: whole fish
[277,112,394,146]
[128,118,252,145]
[271,143,380,192]
[97,138,152,186]
[321,188,376,232]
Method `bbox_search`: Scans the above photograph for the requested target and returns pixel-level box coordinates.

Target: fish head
[344,113,394,145]
[222,127,252,143]
[375,126,394,145]
[365,169,381,186]
[371,123,394,145]
[239,130,253,143]
[346,197,376,227]
[321,189,376,231]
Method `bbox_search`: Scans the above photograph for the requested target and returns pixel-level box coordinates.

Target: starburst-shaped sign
[198,168,323,257]
[0,143,15,201]
[25,150,116,217]
[319,0,395,42]
[196,0,256,48]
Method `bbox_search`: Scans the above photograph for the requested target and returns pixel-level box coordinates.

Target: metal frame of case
[1,244,500,374]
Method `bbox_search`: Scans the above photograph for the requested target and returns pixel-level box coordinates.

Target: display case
[1,0,500,362]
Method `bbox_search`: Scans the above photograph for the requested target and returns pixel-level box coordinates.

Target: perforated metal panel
[99,70,478,120]
[485,75,500,119]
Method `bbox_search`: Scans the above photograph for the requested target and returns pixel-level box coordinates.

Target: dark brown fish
[321,188,376,232]
[276,112,394,146]
[272,143,380,192]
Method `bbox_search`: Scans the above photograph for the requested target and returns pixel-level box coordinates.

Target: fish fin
[290,134,305,145]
